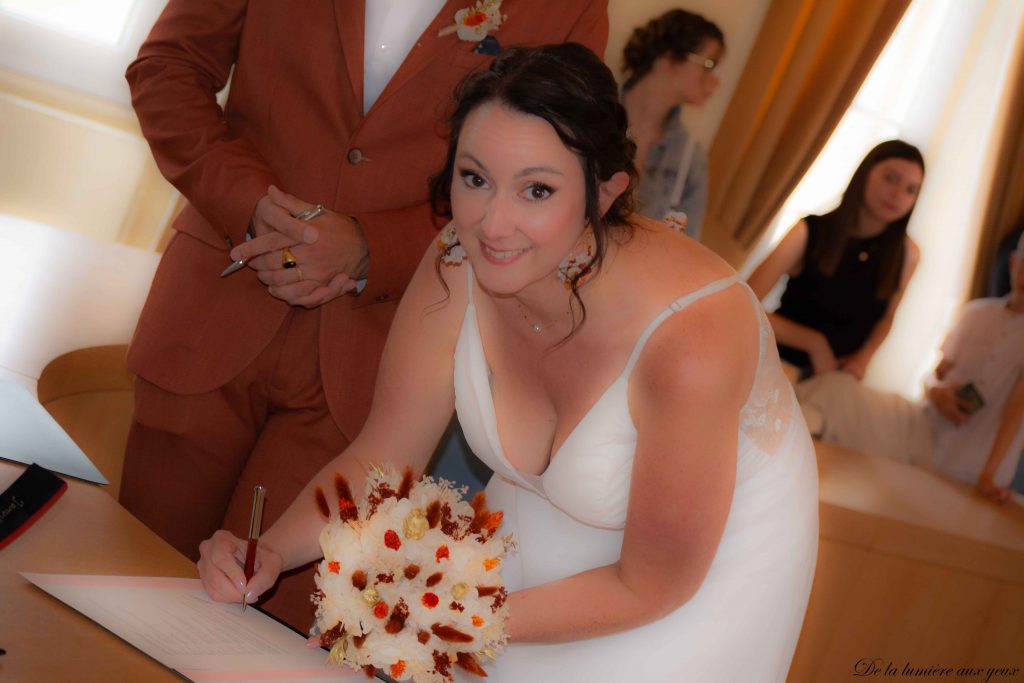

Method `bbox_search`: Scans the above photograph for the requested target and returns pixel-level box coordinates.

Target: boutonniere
[439,0,506,55]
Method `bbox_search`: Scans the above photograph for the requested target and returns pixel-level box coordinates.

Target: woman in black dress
[748,140,925,380]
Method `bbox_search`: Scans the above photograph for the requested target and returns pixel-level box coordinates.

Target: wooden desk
[789,442,1024,682]
[0,215,158,394]
[0,460,194,682]
[3,443,1021,681]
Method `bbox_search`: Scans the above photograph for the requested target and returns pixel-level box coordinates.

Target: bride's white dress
[453,270,819,682]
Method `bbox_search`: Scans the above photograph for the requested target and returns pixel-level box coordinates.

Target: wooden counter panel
[789,443,1024,682]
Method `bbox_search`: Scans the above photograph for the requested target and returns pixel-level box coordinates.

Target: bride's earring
[436,221,466,266]
[557,236,595,289]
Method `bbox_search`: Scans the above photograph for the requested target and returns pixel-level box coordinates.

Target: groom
[120,0,609,630]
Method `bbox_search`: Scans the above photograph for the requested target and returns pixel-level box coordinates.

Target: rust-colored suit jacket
[126,0,608,440]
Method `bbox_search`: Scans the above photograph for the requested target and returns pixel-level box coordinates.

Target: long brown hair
[808,140,925,299]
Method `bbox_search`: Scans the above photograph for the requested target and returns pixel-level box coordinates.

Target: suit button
[347,148,363,164]
[375,292,390,302]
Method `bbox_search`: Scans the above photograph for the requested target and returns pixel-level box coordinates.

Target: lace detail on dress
[738,305,794,455]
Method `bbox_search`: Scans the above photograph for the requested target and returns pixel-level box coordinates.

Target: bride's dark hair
[429,43,638,335]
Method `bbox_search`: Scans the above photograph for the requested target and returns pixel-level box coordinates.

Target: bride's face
[451,101,590,296]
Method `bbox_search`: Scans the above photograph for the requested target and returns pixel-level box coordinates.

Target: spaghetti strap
[622,274,740,376]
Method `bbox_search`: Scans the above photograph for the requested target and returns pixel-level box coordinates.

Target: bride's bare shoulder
[611,215,758,385]
[615,214,736,294]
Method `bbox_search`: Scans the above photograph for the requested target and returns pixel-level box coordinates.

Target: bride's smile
[478,240,531,264]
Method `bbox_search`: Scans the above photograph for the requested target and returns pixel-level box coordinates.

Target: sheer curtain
[741,0,1024,397]
[854,0,1023,396]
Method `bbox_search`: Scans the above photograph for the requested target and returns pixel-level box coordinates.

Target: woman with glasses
[621,9,725,240]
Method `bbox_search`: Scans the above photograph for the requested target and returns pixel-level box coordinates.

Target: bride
[198,43,818,681]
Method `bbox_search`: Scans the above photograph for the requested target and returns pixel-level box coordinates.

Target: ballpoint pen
[219,231,252,277]
[221,204,326,277]
[241,484,266,613]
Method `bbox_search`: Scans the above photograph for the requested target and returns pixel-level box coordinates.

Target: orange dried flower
[435,545,450,563]
[314,487,329,519]
[472,615,484,627]
[456,652,487,675]
[327,561,341,574]
[384,529,402,550]
[390,660,406,678]
[483,557,500,571]
[484,511,503,533]
[374,601,389,619]
[464,10,487,26]
[422,592,439,608]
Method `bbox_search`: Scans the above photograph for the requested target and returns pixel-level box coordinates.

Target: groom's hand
[234,186,365,307]
[928,385,972,425]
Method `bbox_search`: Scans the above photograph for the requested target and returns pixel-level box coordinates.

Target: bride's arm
[505,283,759,643]
[199,241,469,604]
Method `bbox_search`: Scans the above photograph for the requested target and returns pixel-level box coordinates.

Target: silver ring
[293,204,325,222]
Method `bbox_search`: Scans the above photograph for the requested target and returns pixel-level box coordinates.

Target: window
[0,0,136,45]
[0,0,166,104]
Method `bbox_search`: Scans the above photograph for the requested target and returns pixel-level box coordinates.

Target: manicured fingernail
[303,227,318,243]
[244,591,254,604]
[230,249,241,261]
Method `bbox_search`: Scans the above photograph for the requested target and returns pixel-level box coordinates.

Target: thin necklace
[516,300,570,334]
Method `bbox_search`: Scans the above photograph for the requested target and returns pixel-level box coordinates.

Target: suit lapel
[333,0,365,115]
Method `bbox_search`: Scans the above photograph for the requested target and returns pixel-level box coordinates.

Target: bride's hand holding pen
[197,527,284,607]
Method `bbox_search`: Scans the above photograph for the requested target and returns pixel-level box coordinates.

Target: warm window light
[0,0,136,45]
[741,0,947,285]
[742,0,1024,397]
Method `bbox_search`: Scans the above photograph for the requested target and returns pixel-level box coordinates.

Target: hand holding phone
[955,382,985,415]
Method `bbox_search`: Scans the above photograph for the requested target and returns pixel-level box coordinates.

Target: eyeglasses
[683,52,719,74]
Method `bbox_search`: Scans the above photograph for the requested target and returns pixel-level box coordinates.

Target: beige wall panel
[0,92,151,242]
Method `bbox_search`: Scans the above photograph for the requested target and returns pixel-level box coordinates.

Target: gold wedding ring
[280,204,324,271]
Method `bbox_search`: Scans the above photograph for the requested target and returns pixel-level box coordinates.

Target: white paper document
[0,380,107,484]
[22,573,353,682]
